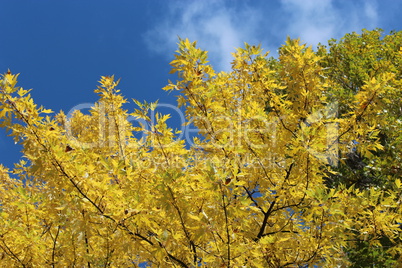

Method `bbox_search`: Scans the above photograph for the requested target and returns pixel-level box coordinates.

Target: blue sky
[1,0,402,168]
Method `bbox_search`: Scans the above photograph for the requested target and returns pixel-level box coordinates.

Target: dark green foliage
[318,29,402,266]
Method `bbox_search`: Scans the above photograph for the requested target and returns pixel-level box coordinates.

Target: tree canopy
[0,29,401,267]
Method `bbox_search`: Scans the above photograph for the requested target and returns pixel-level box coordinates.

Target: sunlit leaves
[0,31,401,267]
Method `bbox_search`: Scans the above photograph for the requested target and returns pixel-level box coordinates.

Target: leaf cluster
[0,31,401,267]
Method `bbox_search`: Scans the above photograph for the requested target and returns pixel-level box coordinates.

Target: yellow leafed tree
[0,35,401,267]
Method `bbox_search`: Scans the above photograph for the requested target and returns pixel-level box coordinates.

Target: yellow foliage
[0,36,401,267]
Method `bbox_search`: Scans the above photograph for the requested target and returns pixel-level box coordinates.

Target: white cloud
[144,0,382,71]
[279,0,380,47]
[364,0,378,22]
[144,0,263,72]
[281,0,378,45]
[280,0,338,44]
